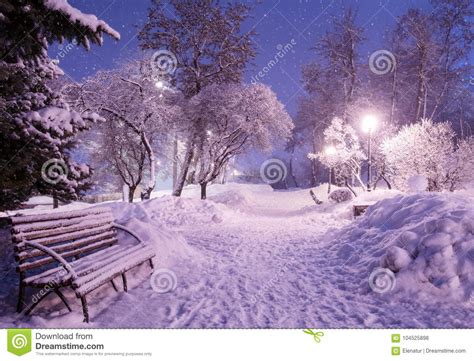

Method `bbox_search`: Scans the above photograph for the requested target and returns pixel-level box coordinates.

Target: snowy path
[0,185,472,328]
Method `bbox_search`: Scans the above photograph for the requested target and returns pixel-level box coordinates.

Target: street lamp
[324,145,336,194]
[362,115,378,192]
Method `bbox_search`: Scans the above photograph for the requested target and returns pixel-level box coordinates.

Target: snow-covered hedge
[382,119,474,192]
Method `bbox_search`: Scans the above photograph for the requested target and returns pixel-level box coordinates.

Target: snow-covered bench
[10,207,155,323]
[352,201,377,218]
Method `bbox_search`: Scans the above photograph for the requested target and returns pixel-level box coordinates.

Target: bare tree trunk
[389,66,397,124]
[414,50,427,123]
[173,140,195,197]
[200,182,207,200]
[128,186,136,203]
[140,133,155,200]
[344,178,358,197]
[381,174,392,189]
[289,152,299,188]
[172,134,178,190]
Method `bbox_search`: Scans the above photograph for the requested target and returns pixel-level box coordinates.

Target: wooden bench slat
[73,246,154,288]
[10,207,156,323]
[17,238,117,272]
[16,230,117,261]
[12,213,113,234]
[23,244,125,285]
[75,247,155,297]
[10,207,112,225]
[13,214,114,240]
[13,223,115,247]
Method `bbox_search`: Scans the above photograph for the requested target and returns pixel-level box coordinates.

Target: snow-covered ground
[0,183,473,328]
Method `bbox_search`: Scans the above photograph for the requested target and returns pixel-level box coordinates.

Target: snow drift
[330,192,474,301]
[105,197,207,268]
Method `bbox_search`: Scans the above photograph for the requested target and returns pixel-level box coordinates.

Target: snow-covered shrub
[382,119,474,192]
[308,117,366,189]
[328,188,354,203]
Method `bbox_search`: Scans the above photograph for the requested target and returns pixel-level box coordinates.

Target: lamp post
[324,145,336,194]
[362,115,378,192]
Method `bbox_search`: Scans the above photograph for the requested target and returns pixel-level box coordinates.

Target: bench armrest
[113,223,146,245]
[22,240,78,279]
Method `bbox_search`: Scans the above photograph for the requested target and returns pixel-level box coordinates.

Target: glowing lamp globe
[362,115,378,133]
[325,145,336,156]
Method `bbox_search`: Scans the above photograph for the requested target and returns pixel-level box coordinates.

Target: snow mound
[328,188,354,203]
[329,192,474,301]
[104,198,209,267]
[209,189,251,209]
[113,196,228,227]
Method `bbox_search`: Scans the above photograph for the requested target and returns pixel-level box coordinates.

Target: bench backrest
[10,207,117,273]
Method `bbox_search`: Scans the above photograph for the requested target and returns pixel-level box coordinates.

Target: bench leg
[54,289,72,312]
[24,289,54,316]
[81,296,89,323]
[122,273,128,292]
[17,280,25,313]
[111,280,119,292]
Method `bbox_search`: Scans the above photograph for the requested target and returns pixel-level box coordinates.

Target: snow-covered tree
[382,119,473,191]
[138,0,257,197]
[0,0,119,210]
[68,60,182,201]
[189,83,293,199]
[295,8,363,186]
[308,117,365,195]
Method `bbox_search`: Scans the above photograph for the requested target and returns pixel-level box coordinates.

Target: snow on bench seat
[10,207,156,323]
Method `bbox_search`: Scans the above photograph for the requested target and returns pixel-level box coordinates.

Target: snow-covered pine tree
[0,0,119,210]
